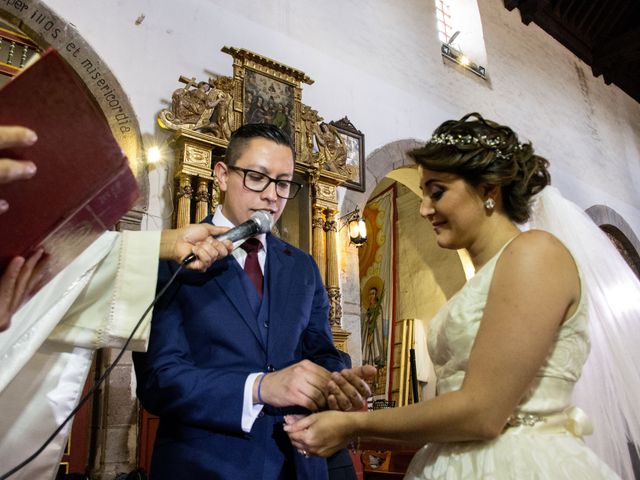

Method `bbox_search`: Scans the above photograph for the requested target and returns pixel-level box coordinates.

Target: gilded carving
[312,218,325,230]
[158,75,235,141]
[315,122,354,178]
[194,188,210,203]
[176,183,193,199]
[222,47,314,86]
[315,183,337,204]
[323,219,337,233]
[184,144,211,167]
[210,176,221,211]
[312,206,326,230]
[205,76,235,140]
[299,104,321,165]
[327,287,343,327]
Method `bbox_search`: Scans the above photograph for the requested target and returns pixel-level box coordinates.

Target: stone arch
[0,1,148,218]
[586,205,640,278]
[341,138,423,214]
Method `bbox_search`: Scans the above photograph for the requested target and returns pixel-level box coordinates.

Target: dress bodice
[407,237,620,480]
[427,240,590,415]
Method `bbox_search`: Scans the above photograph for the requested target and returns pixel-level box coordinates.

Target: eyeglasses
[228,166,303,199]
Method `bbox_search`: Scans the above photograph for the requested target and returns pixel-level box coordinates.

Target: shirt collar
[212,205,267,251]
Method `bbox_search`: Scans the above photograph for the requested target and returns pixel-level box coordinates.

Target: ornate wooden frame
[330,116,366,192]
[221,46,313,157]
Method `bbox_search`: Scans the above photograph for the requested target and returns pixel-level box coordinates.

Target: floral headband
[427,133,524,159]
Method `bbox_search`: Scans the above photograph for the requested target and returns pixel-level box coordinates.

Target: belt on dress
[504,405,593,438]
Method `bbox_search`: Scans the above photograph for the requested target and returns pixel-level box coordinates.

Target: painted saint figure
[361,276,386,368]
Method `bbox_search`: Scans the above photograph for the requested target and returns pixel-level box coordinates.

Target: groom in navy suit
[133,123,374,479]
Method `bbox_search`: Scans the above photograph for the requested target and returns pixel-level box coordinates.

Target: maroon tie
[241,238,263,298]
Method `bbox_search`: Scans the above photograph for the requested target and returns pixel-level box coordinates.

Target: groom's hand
[253,360,332,412]
[327,365,377,411]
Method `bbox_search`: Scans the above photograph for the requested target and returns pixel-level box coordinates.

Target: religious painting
[358,185,396,399]
[222,46,313,157]
[243,69,295,143]
[330,117,365,192]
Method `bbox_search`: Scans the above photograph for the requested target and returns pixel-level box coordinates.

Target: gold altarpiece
[159,46,356,350]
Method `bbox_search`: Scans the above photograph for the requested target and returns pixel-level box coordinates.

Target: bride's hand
[284,410,357,458]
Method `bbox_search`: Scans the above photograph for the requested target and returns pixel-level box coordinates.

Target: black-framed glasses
[228,166,303,199]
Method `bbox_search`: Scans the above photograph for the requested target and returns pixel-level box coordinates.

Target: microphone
[182,211,273,265]
[215,210,273,243]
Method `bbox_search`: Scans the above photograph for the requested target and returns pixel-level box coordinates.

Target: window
[435,0,454,44]
[434,0,488,78]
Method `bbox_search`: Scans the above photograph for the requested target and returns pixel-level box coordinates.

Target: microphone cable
[0,257,191,480]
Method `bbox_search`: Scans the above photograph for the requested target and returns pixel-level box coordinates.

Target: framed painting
[330,117,365,192]
[243,68,295,142]
[221,46,314,157]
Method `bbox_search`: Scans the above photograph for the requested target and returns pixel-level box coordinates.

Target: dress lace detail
[404,240,620,479]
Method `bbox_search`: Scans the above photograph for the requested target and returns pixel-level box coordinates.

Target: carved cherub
[199,89,233,140]
[158,76,231,137]
[159,79,211,127]
[315,122,353,177]
[299,104,322,166]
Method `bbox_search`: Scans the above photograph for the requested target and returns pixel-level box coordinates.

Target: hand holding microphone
[181,211,274,267]
[212,210,273,243]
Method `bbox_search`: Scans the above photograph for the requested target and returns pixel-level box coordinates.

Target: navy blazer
[133,233,344,479]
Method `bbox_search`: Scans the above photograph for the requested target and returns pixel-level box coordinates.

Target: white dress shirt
[211,206,267,433]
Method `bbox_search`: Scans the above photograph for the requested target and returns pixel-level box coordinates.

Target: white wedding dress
[404,240,620,480]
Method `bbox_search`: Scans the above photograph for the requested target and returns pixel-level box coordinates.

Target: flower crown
[427,133,524,159]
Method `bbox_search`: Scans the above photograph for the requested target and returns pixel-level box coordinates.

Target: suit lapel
[266,236,296,353]
[212,256,265,347]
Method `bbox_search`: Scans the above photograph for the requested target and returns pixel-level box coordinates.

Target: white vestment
[0,230,160,479]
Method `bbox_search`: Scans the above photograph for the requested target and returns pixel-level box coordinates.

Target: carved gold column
[194,178,210,223]
[311,178,351,350]
[324,208,342,327]
[172,128,224,228]
[175,173,193,228]
[312,203,326,282]
[312,181,336,286]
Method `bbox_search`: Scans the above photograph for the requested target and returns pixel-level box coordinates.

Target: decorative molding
[330,116,363,136]
[314,182,337,205]
[221,46,314,85]
[184,144,211,167]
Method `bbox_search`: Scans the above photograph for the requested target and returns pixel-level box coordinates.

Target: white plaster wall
[7,0,638,471]
[42,0,640,235]
[395,184,466,323]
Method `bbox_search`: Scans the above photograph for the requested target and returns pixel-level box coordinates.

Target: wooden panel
[362,449,417,479]
[138,409,160,474]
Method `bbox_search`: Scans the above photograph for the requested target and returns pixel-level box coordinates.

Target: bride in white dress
[285,113,637,479]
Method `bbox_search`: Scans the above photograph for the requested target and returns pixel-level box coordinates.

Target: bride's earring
[484,198,495,210]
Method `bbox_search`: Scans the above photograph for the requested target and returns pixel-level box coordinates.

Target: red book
[0,48,139,293]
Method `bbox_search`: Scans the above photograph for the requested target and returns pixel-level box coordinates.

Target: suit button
[267,364,276,372]
[263,321,269,328]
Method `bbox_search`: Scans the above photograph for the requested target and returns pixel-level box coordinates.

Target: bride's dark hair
[408,113,550,223]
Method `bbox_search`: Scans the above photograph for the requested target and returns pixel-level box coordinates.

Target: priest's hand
[0,250,45,332]
[0,126,38,214]
[160,224,233,271]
